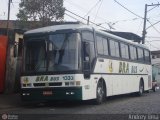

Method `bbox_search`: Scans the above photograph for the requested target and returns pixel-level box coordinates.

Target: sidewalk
[0,93,21,109]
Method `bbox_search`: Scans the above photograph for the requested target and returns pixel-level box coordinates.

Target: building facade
[0,28,24,93]
[151,50,160,83]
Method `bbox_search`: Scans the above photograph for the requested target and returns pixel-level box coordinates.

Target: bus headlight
[65,81,81,86]
[76,81,81,86]
[22,83,32,87]
[69,82,75,86]
[65,82,69,86]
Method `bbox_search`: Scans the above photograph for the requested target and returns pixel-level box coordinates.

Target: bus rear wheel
[137,80,144,96]
[94,80,105,105]
[153,86,157,92]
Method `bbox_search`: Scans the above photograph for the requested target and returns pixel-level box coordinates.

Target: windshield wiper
[54,34,70,64]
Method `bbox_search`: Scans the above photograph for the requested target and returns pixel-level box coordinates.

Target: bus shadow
[22,92,150,108]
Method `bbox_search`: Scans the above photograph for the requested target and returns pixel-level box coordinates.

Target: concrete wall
[14,33,23,92]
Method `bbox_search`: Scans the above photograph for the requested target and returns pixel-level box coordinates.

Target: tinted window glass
[96,35,109,55]
[130,46,137,60]
[25,40,47,72]
[120,43,129,59]
[90,42,96,69]
[109,39,120,57]
[102,38,108,55]
[96,36,103,54]
[137,48,144,61]
[82,31,94,41]
[144,50,150,62]
[48,33,79,71]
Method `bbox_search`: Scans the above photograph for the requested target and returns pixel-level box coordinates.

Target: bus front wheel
[94,80,106,105]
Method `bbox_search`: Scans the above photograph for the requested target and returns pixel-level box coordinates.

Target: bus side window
[96,35,109,56]
[137,48,144,62]
[103,38,109,55]
[120,43,129,59]
[96,35,103,55]
[130,45,137,60]
[109,39,120,58]
[144,50,150,63]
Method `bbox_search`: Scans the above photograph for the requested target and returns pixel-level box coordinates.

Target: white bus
[21,24,152,104]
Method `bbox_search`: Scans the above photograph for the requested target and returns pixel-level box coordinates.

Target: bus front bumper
[21,87,82,102]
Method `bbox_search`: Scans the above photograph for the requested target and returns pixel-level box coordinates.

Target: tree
[17,0,65,26]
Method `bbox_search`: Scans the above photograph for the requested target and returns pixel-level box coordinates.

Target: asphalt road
[0,90,160,120]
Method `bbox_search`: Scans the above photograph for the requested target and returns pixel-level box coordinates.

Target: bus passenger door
[82,31,96,79]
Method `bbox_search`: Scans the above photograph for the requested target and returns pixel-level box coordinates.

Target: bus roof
[25,24,93,34]
[25,24,149,50]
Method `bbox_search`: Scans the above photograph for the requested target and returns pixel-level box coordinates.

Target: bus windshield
[24,33,80,73]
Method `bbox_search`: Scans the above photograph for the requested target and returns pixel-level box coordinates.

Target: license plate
[43,91,53,96]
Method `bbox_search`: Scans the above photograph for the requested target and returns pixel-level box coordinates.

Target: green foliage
[17,0,65,26]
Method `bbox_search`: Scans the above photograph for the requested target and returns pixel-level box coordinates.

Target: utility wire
[84,0,102,18]
[94,0,103,22]
[65,0,142,28]
[11,0,160,40]
[65,9,109,30]
[146,20,160,29]
[147,5,159,12]
[146,41,160,50]
[65,0,87,13]
[146,40,160,42]
[114,0,160,40]
[65,0,113,25]
[146,36,160,38]
[147,20,160,34]
[13,0,108,30]
[95,17,140,30]
[109,18,140,25]
[136,20,143,34]
[65,12,84,24]
[115,18,139,22]
[114,0,143,19]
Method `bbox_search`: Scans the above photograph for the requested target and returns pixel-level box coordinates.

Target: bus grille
[49,82,62,86]
[33,82,62,87]
[33,83,45,87]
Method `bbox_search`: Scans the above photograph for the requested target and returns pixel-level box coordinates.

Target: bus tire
[94,80,106,105]
[153,86,157,92]
[137,80,144,96]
